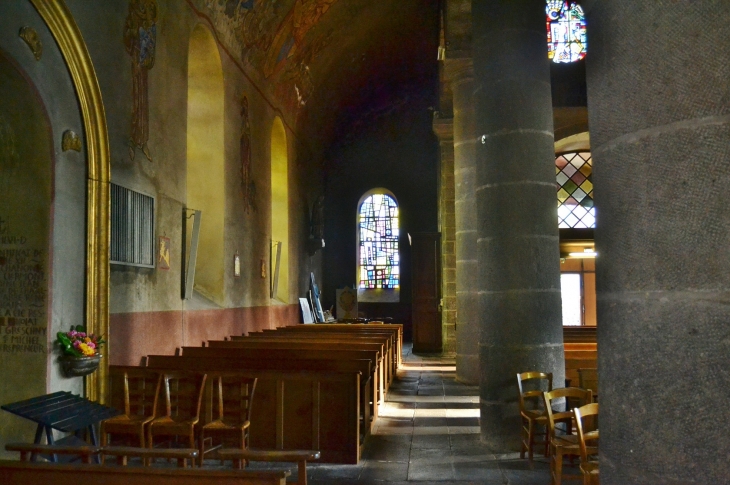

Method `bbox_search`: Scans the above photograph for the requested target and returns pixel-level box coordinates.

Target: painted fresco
[124,0,158,161]
[198,0,338,112]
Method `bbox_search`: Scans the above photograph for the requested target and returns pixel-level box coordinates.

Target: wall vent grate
[110,183,155,268]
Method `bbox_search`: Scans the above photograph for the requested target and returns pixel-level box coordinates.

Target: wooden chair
[147,371,207,462]
[101,368,161,449]
[543,387,593,485]
[573,403,599,485]
[517,371,553,460]
[199,374,257,467]
[577,368,598,401]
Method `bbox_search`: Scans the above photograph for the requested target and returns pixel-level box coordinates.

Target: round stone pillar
[586,3,730,483]
[472,0,565,450]
[449,59,480,385]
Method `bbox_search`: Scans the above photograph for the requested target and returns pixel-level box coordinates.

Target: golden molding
[30,0,110,403]
[19,26,43,60]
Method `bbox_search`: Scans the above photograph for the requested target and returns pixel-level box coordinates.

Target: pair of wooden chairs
[100,369,256,467]
[517,371,599,485]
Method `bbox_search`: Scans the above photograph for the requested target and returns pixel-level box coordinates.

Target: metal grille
[110,183,155,267]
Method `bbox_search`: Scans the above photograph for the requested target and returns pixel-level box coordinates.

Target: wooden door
[411,233,442,353]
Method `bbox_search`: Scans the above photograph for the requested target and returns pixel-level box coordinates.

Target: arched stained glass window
[359,193,400,289]
[546,1,587,63]
[557,152,595,228]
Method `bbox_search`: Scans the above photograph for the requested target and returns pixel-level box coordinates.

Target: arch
[357,189,400,302]
[270,116,289,303]
[187,24,225,304]
[31,0,111,402]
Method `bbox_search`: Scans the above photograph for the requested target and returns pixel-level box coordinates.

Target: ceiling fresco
[195,0,440,152]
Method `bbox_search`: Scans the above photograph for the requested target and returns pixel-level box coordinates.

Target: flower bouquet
[57,325,105,377]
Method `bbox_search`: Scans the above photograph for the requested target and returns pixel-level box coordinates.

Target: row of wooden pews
[116,323,402,465]
[563,326,597,393]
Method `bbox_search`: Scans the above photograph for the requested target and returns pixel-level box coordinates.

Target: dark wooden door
[411,233,442,353]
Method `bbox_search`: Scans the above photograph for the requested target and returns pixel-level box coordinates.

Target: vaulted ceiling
[196,0,441,154]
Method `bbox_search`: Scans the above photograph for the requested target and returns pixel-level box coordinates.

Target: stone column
[472,0,564,450]
[586,3,730,483]
[433,116,457,353]
[447,59,480,384]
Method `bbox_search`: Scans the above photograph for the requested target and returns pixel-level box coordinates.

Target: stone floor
[245,344,556,484]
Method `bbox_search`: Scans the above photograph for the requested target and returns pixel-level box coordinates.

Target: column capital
[432,115,454,143]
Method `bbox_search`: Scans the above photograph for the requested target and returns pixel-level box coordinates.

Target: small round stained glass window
[546,1,587,63]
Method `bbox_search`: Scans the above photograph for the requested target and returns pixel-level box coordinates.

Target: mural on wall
[197,0,339,113]
[0,50,53,457]
[124,0,158,162]
[240,96,256,213]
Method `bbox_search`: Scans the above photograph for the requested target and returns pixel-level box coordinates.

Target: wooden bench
[562,327,598,388]
[0,460,289,485]
[264,324,403,370]
[5,442,100,464]
[273,323,403,368]
[111,364,361,464]
[101,445,199,467]
[255,329,397,379]
[218,449,320,485]
[175,347,378,422]
[199,340,385,419]
[224,337,390,394]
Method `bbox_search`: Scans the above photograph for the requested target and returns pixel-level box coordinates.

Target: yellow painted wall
[187,24,225,305]
[271,117,289,303]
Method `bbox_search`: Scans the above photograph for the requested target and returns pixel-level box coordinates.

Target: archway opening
[187,24,225,304]
[270,117,289,303]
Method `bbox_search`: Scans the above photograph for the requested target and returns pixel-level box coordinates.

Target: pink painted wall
[110,304,299,366]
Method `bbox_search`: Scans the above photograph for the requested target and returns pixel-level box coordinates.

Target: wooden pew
[0,460,289,485]
[562,326,598,388]
[113,363,361,464]
[278,323,404,368]
[176,347,378,421]
[214,339,387,405]
[236,330,395,391]
[264,324,403,370]
[261,327,400,380]
[218,449,320,485]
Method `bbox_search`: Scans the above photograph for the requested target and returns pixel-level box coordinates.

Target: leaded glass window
[546,1,587,63]
[556,152,594,228]
[359,193,400,289]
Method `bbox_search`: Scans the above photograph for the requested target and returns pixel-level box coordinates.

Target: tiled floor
[246,344,556,484]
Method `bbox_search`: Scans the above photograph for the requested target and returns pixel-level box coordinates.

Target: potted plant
[56,326,105,377]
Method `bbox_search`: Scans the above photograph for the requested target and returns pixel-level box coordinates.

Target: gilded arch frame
[30,0,110,403]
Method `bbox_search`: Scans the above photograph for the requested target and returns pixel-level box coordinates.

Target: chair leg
[100,426,107,465]
[527,419,535,461]
[520,418,528,459]
[554,445,563,485]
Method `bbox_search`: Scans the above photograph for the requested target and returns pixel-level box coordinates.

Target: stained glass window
[546,1,587,63]
[359,193,400,289]
[556,152,595,228]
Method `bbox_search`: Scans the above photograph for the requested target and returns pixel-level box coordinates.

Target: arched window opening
[546,1,587,63]
[358,192,400,291]
[270,117,289,303]
[556,151,594,229]
[187,24,225,304]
